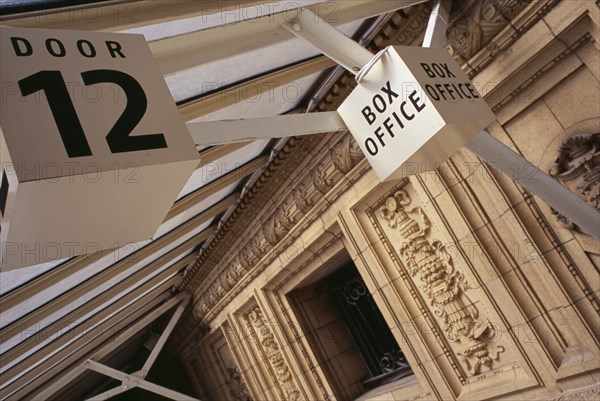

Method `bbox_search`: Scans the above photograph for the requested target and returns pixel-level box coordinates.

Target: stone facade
[177,1,600,400]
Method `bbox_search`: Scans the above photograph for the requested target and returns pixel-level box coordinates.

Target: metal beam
[0,195,230,346]
[4,289,175,400]
[0,252,195,382]
[29,293,189,401]
[422,0,451,48]
[3,1,426,72]
[0,1,273,32]
[167,156,267,221]
[283,9,373,73]
[150,0,427,75]
[87,295,192,400]
[141,294,190,374]
[86,383,129,401]
[187,111,347,146]
[179,56,335,122]
[85,360,199,401]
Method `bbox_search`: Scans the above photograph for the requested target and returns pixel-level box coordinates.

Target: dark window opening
[326,264,411,388]
[290,259,412,400]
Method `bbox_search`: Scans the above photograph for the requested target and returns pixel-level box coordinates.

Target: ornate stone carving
[246,308,302,401]
[332,134,363,174]
[238,236,266,270]
[544,384,600,401]
[293,182,313,214]
[313,163,334,194]
[226,366,253,401]
[549,132,600,232]
[446,0,530,63]
[380,190,505,375]
[264,205,296,246]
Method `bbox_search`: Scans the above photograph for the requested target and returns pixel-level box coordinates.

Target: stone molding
[449,0,560,78]
[379,190,505,376]
[226,365,253,401]
[538,384,600,401]
[245,307,303,401]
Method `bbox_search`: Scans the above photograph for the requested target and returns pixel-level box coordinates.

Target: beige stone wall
[180,1,599,400]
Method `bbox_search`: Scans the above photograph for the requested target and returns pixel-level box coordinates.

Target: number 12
[18,69,167,158]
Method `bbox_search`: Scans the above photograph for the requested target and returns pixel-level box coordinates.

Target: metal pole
[186,112,347,146]
[141,294,191,375]
[33,293,187,400]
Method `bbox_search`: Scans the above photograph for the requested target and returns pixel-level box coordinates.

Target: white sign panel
[338,46,495,181]
[0,27,199,270]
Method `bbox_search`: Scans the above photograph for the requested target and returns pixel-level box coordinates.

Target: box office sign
[337,46,495,182]
[0,27,199,270]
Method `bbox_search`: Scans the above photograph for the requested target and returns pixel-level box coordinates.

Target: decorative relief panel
[378,190,505,376]
[245,307,303,401]
[542,384,600,401]
[446,0,529,63]
[549,132,600,233]
[444,0,559,79]
[332,135,363,174]
[226,366,253,401]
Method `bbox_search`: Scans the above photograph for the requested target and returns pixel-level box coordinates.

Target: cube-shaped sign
[338,46,495,181]
[0,27,199,270]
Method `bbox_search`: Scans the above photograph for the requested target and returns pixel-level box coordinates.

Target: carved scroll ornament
[549,132,600,232]
[380,190,504,375]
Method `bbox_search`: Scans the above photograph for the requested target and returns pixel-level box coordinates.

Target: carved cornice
[549,132,600,232]
[445,0,560,78]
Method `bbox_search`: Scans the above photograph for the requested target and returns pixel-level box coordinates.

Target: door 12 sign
[338,46,495,182]
[0,27,199,270]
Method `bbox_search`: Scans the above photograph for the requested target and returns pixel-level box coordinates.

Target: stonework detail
[245,308,302,401]
[549,132,600,232]
[444,0,558,79]
[380,190,505,375]
[226,366,252,401]
[264,204,296,246]
[332,134,363,174]
[446,0,528,62]
[543,384,600,401]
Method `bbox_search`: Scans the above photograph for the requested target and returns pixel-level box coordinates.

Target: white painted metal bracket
[85,360,198,401]
[83,294,198,401]
[187,111,347,146]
